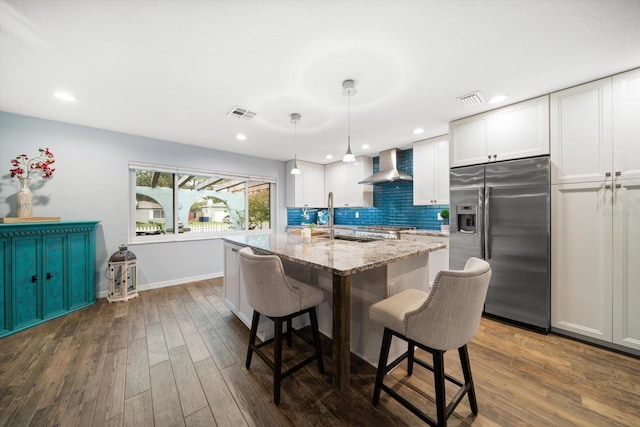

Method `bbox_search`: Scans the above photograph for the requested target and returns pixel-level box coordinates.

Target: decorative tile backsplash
[287,148,449,230]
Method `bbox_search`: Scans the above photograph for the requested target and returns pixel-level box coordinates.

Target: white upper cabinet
[413,135,449,205]
[449,116,487,167]
[551,68,640,185]
[324,156,373,207]
[286,160,326,208]
[550,77,613,184]
[612,68,640,181]
[449,95,550,168]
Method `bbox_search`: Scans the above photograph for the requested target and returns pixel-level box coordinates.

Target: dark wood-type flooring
[1,278,639,426]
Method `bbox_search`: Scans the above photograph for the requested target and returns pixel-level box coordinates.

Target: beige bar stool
[369,257,492,426]
[238,247,326,406]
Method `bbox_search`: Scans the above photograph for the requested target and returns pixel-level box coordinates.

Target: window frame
[129,161,276,244]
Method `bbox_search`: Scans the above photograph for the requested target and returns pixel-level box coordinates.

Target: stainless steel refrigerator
[449,156,550,332]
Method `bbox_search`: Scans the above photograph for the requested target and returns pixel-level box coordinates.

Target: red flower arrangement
[9,148,56,179]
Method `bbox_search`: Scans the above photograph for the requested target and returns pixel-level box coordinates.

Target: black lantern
[107,244,138,302]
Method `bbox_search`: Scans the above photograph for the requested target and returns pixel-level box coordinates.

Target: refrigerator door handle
[484,186,491,260]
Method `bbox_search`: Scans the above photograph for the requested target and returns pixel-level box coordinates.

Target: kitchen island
[222,233,445,391]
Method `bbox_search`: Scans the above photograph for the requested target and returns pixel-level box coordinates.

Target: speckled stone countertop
[399,229,450,237]
[223,234,445,277]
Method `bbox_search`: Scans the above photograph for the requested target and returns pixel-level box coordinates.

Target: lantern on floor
[107,244,138,302]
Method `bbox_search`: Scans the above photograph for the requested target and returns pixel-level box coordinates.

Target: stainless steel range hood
[358,148,413,184]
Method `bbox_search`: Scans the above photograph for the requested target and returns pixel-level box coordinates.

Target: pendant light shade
[342,79,357,163]
[290,113,302,175]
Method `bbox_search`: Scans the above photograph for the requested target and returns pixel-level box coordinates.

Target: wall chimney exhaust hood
[358,148,413,184]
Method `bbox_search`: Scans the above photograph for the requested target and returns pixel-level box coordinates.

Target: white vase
[17,177,33,218]
[440,224,449,232]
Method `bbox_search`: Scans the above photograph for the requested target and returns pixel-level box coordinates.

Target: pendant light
[290,113,301,175]
[342,79,357,163]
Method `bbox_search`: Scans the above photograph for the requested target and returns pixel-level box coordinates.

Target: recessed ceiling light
[54,91,75,102]
[236,133,247,141]
[413,128,424,135]
[326,154,333,159]
[489,94,509,104]
[361,144,370,149]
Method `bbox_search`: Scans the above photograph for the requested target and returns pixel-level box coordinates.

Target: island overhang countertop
[222,234,445,276]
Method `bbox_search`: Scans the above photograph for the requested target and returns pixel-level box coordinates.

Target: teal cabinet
[0,221,99,338]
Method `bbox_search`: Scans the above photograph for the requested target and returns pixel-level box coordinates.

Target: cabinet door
[68,231,94,309]
[612,178,640,350]
[449,115,488,167]
[329,162,348,206]
[612,68,640,181]
[346,156,373,207]
[307,162,326,208]
[550,78,613,184]
[223,243,239,311]
[551,182,613,341]
[0,238,8,335]
[414,136,449,205]
[487,95,549,162]
[286,160,305,207]
[13,236,40,328]
[43,234,65,317]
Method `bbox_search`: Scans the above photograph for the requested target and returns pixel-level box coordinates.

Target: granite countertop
[399,229,449,237]
[223,234,445,277]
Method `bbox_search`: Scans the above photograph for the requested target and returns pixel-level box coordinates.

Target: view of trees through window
[133,168,271,238]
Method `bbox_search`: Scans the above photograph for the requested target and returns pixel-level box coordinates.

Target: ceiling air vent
[227,106,257,120]
[457,91,485,107]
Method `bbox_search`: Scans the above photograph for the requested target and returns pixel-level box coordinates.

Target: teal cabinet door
[43,234,65,317]
[13,236,40,328]
[68,232,92,309]
[0,238,8,334]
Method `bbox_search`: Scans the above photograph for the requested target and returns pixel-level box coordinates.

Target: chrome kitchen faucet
[328,191,334,241]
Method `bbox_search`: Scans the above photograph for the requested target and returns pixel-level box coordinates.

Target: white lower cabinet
[551,179,640,351]
[223,241,271,337]
[399,234,449,287]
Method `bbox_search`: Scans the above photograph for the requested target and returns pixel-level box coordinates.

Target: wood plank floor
[1,278,639,426]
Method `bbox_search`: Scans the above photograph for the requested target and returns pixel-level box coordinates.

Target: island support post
[332,273,351,391]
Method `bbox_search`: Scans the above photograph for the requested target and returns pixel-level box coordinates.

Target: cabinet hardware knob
[615,171,621,176]
[616,184,622,189]
[487,155,491,160]
[605,184,611,189]
[31,275,37,283]
[46,272,53,280]
[605,172,611,177]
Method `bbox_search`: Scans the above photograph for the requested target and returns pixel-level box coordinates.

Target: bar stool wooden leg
[274,318,283,406]
[246,310,260,369]
[459,344,478,414]
[309,307,324,373]
[433,351,446,426]
[373,328,393,406]
[286,318,293,347]
[407,343,415,376]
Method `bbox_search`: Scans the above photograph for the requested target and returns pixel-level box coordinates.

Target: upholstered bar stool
[238,247,326,406]
[369,257,492,426]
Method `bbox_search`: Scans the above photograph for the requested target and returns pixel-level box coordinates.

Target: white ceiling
[1,0,639,164]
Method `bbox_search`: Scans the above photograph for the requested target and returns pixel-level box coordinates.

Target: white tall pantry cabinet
[551,68,640,352]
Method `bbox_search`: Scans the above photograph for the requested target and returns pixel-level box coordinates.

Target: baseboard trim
[97,271,224,299]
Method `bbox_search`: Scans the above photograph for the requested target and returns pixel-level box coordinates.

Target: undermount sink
[319,234,378,243]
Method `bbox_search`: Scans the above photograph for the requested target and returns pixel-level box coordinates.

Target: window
[130,162,274,241]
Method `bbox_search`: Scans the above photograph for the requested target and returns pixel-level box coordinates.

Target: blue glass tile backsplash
[287,148,448,230]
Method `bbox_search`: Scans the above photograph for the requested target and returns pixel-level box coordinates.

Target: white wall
[0,112,287,295]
